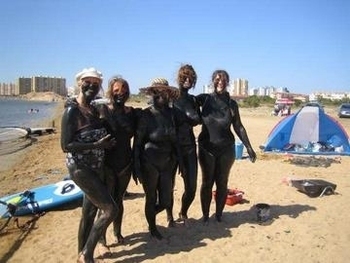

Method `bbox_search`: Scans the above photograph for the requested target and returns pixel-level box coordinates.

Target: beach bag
[291,179,337,197]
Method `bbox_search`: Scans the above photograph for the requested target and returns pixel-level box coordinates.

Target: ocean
[0,98,59,128]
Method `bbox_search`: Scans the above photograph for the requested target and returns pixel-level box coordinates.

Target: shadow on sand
[99,202,316,263]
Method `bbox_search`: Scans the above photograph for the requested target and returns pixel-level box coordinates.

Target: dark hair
[106,76,130,100]
[177,64,197,88]
[211,70,230,84]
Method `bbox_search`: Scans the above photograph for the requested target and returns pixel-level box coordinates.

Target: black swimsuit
[66,127,107,170]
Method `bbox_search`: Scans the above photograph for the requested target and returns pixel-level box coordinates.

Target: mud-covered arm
[96,103,115,136]
[230,100,257,163]
[132,110,148,184]
[172,108,185,175]
[174,141,184,176]
[132,107,143,136]
[195,93,209,107]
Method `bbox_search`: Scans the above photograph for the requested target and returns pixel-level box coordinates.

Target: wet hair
[106,76,130,100]
[211,70,230,84]
[177,64,197,88]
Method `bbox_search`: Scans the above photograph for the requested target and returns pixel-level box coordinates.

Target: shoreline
[0,101,65,190]
[0,91,65,102]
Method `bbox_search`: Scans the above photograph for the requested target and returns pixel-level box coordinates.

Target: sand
[1,102,350,263]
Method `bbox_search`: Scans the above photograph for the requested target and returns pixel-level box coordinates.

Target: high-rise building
[203,82,235,95]
[233,78,248,96]
[0,82,17,95]
[17,78,32,94]
[32,76,66,95]
[17,76,67,96]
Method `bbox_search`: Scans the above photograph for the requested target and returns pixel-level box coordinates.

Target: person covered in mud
[96,76,141,251]
[196,69,257,224]
[133,77,181,240]
[60,67,117,263]
[167,64,201,224]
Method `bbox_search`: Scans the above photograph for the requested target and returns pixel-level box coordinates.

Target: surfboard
[0,180,83,218]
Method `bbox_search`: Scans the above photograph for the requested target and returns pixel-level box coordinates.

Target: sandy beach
[1,101,350,263]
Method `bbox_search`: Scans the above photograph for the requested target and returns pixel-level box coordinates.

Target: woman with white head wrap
[61,67,117,263]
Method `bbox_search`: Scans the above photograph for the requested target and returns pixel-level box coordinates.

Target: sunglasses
[82,81,100,89]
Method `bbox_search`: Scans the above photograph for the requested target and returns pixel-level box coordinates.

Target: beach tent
[262,106,350,155]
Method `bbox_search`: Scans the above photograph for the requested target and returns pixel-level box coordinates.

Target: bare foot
[98,243,111,257]
[167,219,176,228]
[115,234,125,244]
[150,229,163,240]
[168,219,184,228]
[77,253,84,263]
[77,252,94,263]
[202,216,209,226]
[176,213,187,221]
[183,218,192,227]
[176,213,191,227]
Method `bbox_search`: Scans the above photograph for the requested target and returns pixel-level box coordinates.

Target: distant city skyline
[1,76,348,97]
[1,1,349,95]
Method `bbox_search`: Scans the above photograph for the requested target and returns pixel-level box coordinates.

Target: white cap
[75,67,103,84]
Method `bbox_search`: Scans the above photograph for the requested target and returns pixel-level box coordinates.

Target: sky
[1,0,349,95]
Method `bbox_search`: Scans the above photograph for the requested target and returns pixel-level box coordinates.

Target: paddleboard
[0,180,83,218]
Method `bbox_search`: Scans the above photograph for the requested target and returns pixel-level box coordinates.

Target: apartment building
[17,77,32,94]
[203,78,247,97]
[16,76,67,96]
[0,76,67,96]
[233,78,248,96]
[32,76,66,95]
[0,82,18,95]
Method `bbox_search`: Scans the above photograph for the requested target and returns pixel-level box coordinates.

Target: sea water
[0,98,59,128]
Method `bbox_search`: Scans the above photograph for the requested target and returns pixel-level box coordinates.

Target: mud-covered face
[178,69,197,89]
[81,77,101,101]
[153,92,169,107]
[111,81,129,105]
[213,73,228,94]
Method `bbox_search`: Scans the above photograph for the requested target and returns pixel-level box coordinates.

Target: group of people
[272,103,292,116]
[60,65,257,263]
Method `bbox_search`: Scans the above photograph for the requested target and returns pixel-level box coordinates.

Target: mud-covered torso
[173,94,201,148]
[143,106,177,150]
[136,106,177,168]
[65,101,107,171]
[197,93,235,150]
[100,104,138,170]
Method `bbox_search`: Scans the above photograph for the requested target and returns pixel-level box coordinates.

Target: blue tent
[262,106,350,155]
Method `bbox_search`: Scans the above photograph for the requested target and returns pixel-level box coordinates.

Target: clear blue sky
[1,0,349,95]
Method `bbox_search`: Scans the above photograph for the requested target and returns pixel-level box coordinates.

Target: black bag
[291,179,337,197]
